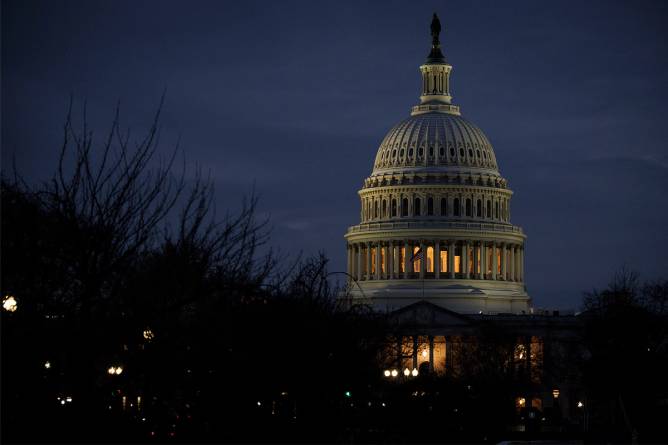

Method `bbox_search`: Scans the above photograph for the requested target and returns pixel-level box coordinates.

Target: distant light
[344,391,352,398]
[60,399,66,405]
[107,366,123,375]
[44,361,51,369]
[381,402,386,407]
[403,368,410,377]
[421,350,428,358]
[552,389,560,399]
[391,369,398,377]
[3,295,17,312]
[383,370,391,377]
[143,328,155,341]
[257,401,262,406]
[577,401,584,408]
[66,396,72,403]
[411,368,419,377]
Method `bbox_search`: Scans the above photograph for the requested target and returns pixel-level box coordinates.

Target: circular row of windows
[377,145,494,166]
[362,196,510,222]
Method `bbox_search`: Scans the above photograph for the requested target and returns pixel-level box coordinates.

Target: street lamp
[143,328,154,341]
[411,368,419,377]
[383,370,391,377]
[403,368,410,377]
[107,366,124,375]
[390,369,398,377]
[3,295,18,312]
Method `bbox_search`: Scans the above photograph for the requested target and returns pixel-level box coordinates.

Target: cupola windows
[453,198,460,216]
[427,197,434,216]
[414,198,421,216]
[402,198,409,217]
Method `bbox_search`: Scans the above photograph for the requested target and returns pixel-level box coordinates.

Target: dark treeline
[2,105,667,444]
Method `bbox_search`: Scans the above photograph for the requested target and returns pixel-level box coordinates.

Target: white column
[520,247,525,282]
[366,242,372,281]
[479,242,485,280]
[375,241,381,280]
[435,240,441,279]
[491,243,498,280]
[387,242,394,279]
[404,240,411,279]
[463,241,470,279]
[448,241,455,279]
[419,240,425,279]
[500,243,507,280]
[356,244,362,280]
[472,242,478,279]
[509,245,515,282]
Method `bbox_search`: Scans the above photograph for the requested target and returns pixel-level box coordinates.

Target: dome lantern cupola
[414,13,460,116]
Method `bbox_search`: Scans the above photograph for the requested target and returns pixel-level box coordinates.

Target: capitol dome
[342,14,531,314]
[372,113,500,175]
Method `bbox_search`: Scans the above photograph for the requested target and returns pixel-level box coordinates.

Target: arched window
[495,201,499,219]
[414,197,421,216]
[440,198,447,216]
[465,199,472,217]
[427,197,434,216]
[374,201,379,219]
[382,199,387,217]
[454,198,460,217]
[486,200,491,218]
[391,199,397,217]
[401,198,408,217]
[476,199,482,217]
[426,246,434,272]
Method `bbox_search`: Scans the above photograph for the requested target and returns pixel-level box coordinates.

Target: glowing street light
[411,368,419,377]
[403,368,410,377]
[143,328,154,341]
[3,295,18,312]
[383,370,391,377]
[552,389,560,399]
[44,361,51,369]
[107,366,124,375]
[577,401,584,408]
[390,369,398,377]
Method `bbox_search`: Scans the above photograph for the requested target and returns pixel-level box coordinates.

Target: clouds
[2,0,667,309]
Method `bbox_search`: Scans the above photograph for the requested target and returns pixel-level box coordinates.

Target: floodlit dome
[372,113,499,175]
[342,14,531,315]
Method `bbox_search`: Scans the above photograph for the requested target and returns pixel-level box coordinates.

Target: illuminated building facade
[342,15,584,428]
[344,14,530,314]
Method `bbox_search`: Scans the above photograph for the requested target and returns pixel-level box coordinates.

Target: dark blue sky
[3,0,667,309]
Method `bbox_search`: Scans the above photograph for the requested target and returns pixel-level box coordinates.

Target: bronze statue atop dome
[427,13,445,63]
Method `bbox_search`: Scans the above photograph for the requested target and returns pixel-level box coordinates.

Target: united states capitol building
[344,15,529,315]
[341,15,584,427]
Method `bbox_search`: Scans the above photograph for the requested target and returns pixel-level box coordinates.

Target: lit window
[440,248,448,273]
[426,246,434,273]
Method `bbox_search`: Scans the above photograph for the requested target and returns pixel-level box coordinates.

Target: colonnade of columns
[347,239,524,283]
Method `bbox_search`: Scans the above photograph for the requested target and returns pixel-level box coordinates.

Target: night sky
[3,0,667,310]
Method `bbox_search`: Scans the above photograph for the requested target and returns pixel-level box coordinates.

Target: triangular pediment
[390,300,474,328]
